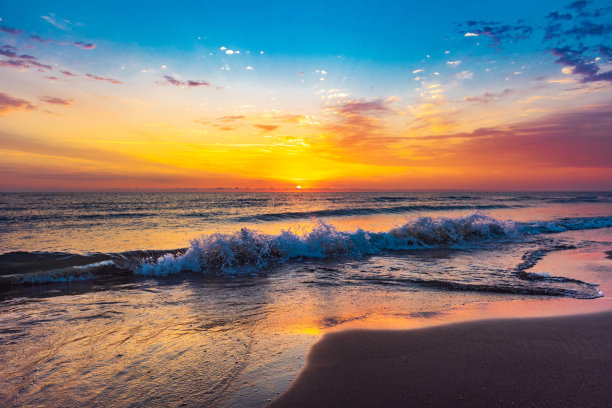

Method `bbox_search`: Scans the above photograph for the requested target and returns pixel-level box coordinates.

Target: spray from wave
[2,214,611,299]
[139,213,612,276]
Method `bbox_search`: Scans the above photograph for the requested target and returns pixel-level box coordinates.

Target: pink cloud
[0,26,24,35]
[0,58,52,72]
[86,74,122,85]
[73,42,96,50]
[0,92,35,115]
[38,96,75,105]
[158,75,210,88]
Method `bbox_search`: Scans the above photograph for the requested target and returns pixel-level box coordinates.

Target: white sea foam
[138,214,517,276]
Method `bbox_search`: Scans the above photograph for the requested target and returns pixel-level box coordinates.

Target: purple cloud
[546,11,572,20]
[464,89,513,103]
[551,46,612,82]
[158,75,210,88]
[566,21,612,38]
[0,92,35,115]
[38,96,75,105]
[60,70,78,77]
[186,80,210,87]
[86,74,123,85]
[73,42,96,50]
[567,0,589,12]
[459,20,532,46]
[0,58,52,72]
[29,35,52,44]
[29,35,96,50]
[0,26,24,35]
[162,75,182,86]
[335,99,393,116]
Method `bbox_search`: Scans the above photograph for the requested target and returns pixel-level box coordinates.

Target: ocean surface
[1,191,611,407]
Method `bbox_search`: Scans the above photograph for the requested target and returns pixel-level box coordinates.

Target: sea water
[1,192,611,406]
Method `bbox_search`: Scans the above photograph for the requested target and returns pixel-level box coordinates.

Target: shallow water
[0,192,611,407]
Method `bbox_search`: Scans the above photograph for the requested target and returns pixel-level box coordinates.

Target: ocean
[1,191,611,406]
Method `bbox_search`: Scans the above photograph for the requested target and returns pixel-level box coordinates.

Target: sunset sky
[0,0,611,191]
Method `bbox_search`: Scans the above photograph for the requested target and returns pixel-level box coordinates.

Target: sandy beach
[269,311,612,408]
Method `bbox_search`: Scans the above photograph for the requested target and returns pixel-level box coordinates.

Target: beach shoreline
[268,311,612,408]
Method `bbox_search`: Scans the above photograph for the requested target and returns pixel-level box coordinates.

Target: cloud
[447,60,461,66]
[38,96,74,105]
[0,92,35,115]
[413,105,612,168]
[254,124,279,132]
[0,45,53,71]
[0,26,24,35]
[218,115,245,122]
[464,89,513,103]
[565,21,612,38]
[158,75,210,87]
[322,98,399,151]
[60,70,78,77]
[567,0,589,12]
[551,46,612,82]
[455,70,473,80]
[41,14,70,30]
[186,80,209,87]
[0,131,182,171]
[29,35,96,50]
[334,98,394,116]
[86,73,123,84]
[547,11,573,20]
[0,45,18,58]
[0,58,52,72]
[458,20,532,46]
[73,42,96,50]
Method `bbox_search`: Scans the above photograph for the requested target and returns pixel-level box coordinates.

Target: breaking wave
[137,214,612,276]
[1,214,610,298]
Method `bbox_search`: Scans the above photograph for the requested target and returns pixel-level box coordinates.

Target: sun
[296,185,302,189]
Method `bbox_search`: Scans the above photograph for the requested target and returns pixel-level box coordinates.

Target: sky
[0,0,611,191]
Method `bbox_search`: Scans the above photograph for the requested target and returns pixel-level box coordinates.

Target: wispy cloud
[455,70,473,80]
[29,35,96,50]
[458,20,532,46]
[86,74,123,84]
[464,89,512,103]
[0,45,51,72]
[254,124,279,132]
[551,46,612,82]
[0,26,24,35]
[0,51,52,72]
[41,14,71,30]
[410,105,612,168]
[334,98,394,116]
[0,92,35,115]
[158,75,210,87]
[218,115,245,122]
[38,96,75,106]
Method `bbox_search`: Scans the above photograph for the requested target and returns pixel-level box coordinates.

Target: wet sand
[269,311,612,408]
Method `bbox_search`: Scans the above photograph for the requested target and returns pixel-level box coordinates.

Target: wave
[233,204,518,222]
[137,214,612,276]
[2,214,611,298]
